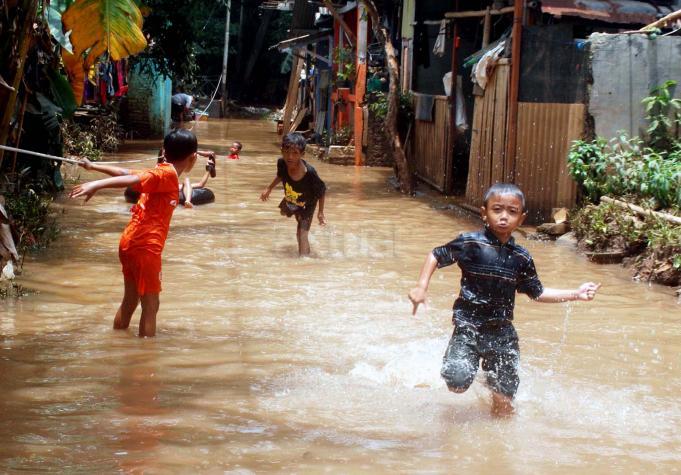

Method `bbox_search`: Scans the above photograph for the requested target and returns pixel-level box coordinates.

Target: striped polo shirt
[432,227,544,326]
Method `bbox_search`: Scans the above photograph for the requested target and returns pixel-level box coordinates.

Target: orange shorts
[119,248,162,295]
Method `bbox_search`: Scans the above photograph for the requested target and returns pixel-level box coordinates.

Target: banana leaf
[46,4,73,53]
[47,68,77,118]
[62,0,147,65]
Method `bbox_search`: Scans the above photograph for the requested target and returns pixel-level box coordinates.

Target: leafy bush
[367,91,414,122]
[568,134,681,209]
[571,203,644,252]
[5,188,59,256]
[642,80,681,150]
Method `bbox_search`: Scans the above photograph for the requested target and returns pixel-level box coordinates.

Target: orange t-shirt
[119,163,179,255]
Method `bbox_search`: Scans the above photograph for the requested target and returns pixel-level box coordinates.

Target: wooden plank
[288,107,308,133]
[282,56,303,134]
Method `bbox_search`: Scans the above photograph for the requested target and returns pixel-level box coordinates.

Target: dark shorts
[278,198,316,231]
[440,322,520,398]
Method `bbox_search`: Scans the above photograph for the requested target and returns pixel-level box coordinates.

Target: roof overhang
[540,0,679,25]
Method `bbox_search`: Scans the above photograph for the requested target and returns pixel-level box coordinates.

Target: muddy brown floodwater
[1,119,680,473]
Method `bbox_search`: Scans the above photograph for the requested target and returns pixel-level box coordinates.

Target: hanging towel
[415,93,435,122]
[433,19,447,57]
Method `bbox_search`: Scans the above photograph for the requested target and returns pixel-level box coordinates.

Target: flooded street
[1,118,680,473]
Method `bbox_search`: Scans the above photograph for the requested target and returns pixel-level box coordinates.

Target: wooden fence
[410,95,452,192]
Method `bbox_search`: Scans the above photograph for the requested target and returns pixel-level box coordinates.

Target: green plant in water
[642,80,681,150]
[5,188,59,256]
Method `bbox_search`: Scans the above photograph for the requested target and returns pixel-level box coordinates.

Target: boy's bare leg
[491,391,514,418]
[139,293,160,337]
[114,277,140,330]
[297,225,311,256]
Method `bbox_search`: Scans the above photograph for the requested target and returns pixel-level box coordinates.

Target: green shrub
[5,188,59,256]
[568,134,681,209]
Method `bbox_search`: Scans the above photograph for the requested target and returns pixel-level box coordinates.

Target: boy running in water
[409,183,601,417]
[71,129,198,337]
[260,133,326,256]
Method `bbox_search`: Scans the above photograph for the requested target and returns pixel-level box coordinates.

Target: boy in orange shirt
[70,129,198,337]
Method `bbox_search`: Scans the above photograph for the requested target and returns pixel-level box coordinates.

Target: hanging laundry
[471,42,505,90]
[433,19,447,57]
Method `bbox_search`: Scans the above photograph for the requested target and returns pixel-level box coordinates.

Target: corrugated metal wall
[465,65,584,222]
[411,96,451,192]
[515,102,583,221]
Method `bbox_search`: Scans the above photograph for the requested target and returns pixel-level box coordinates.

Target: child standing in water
[228,141,242,160]
[260,133,326,256]
[70,129,199,337]
[408,183,600,417]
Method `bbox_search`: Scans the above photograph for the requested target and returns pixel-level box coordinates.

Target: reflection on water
[1,119,680,472]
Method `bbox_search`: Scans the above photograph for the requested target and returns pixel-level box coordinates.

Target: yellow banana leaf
[62,0,147,65]
[62,48,85,105]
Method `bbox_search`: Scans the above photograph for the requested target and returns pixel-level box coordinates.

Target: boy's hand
[184,201,194,209]
[576,282,601,301]
[78,158,93,170]
[260,187,272,201]
[318,212,326,226]
[408,286,427,315]
[69,182,98,202]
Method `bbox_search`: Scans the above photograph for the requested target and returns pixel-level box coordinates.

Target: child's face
[230,143,240,153]
[481,193,526,242]
[282,146,304,166]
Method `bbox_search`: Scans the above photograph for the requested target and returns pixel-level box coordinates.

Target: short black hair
[282,133,306,152]
[163,129,197,163]
[483,183,526,210]
[233,141,243,150]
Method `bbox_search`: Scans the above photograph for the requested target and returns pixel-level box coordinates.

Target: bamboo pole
[601,196,681,226]
[638,8,681,31]
[445,6,514,19]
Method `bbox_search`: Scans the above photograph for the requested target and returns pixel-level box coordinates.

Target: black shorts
[440,322,520,398]
[279,199,316,231]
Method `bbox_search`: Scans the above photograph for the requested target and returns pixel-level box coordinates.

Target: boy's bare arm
[70,175,141,202]
[535,283,601,303]
[260,176,282,201]
[192,171,210,189]
[317,193,326,225]
[197,150,215,159]
[408,252,439,315]
[78,158,130,177]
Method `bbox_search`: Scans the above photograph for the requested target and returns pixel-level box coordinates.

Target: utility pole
[220,0,232,115]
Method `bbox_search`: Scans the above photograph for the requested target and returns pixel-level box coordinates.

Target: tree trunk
[0,0,39,169]
[362,1,413,194]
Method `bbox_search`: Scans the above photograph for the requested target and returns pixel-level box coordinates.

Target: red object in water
[228,153,240,160]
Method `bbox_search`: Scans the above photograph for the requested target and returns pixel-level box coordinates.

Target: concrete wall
[589,34,681,139]
[126,60,172,138]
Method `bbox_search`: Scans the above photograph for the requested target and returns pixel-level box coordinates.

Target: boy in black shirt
[260,133,327,255]
[409,183,600,417]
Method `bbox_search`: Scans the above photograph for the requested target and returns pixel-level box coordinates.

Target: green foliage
[367,91,414,122]
[568,134,681,209]
[5,188,59,255]
[571,203,644,252]
[642,80,681,150]
[334,46,356,83]
[323,126,353,146]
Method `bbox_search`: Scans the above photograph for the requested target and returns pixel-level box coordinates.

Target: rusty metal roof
[540,0,681,25]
